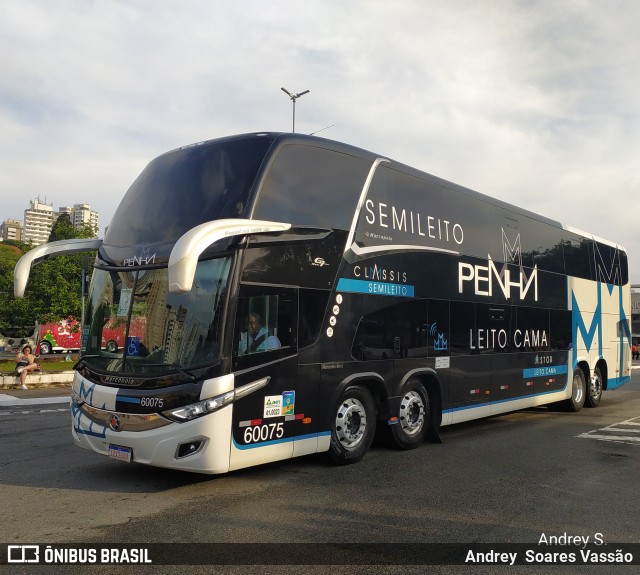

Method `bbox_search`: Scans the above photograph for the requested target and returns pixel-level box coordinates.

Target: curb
[0,371,74,389]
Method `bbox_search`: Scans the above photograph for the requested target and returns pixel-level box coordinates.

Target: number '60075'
[244,422,284,444]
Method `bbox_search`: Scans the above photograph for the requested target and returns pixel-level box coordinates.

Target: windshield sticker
[126,336,140,356]
[117,289,132,317]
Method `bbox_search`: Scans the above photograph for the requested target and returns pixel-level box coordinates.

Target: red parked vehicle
[38,318,125,355]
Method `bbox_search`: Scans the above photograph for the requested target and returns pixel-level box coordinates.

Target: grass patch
[0,360,76,373]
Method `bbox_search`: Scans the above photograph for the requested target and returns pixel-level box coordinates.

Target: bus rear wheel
[585,366,603,408]
[390,380,429,450]
[562,368,586,412]
[329,386,376,465]
[105,340,118,353]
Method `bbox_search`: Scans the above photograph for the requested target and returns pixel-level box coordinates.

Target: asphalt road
[1,373,639,575]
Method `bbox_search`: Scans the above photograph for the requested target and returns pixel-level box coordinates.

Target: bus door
[228,286,302,471]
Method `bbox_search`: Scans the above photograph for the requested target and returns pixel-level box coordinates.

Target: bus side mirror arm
[167,218,291,294]
[14,238,103,298]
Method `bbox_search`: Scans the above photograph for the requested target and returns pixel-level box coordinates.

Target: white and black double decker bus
[15,132,631,473]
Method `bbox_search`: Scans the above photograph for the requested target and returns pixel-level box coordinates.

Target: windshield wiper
[73,355,102,370]
[143,363,198,382]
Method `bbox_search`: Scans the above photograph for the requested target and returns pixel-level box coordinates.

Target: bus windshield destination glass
[14,132,631,474]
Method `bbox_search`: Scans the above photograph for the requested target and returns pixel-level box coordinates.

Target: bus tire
[329,386,376,465]
[39,341,52,355]
[105,340,118,353]
[390,379,429,450]
[562,368,586,412]
[585,366,603,408]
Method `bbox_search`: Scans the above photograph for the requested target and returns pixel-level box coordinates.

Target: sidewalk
[0,385,71,406]
[0,371,73,405]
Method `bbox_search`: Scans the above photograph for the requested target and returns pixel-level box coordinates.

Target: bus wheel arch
[586,361,606,408]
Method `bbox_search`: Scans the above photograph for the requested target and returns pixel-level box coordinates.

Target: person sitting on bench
[15,345,39,390]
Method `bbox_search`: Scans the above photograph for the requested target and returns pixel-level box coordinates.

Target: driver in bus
[238,312,281,355]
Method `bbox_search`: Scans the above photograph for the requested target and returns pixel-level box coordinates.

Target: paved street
[1,373,639,574]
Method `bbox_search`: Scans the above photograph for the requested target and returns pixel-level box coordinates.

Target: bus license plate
[108,444,132,463]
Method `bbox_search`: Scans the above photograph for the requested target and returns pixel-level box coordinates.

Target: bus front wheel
[329,386,376,465]
[390,380,430,450]
[39,341,52,355]
[562,368,586,412]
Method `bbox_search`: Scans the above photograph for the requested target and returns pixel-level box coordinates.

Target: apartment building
[0,219,23,242]
[23,198,56,245]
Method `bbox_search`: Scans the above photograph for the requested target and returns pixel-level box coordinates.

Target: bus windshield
[83,257,232,375]
[103,135,275,247]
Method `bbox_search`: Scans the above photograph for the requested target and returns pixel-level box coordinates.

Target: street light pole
[281,87,310,133]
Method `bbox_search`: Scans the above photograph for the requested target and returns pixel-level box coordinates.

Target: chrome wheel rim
[399,391,425,436]
[573,372,584,403]
[335,398,367,449]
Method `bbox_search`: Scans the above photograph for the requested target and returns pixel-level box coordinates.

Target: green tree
[0,244,33,328]
[0,216,97,328]
[48,212,76,242]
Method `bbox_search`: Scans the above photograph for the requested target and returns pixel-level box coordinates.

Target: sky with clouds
[2,1,640,280]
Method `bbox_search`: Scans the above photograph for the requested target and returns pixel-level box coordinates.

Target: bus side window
[234,290,297,366]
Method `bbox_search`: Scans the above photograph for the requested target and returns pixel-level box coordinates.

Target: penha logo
[458,228,538,302]
[123,246,156,267]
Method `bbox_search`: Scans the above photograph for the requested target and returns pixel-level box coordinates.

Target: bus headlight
[161,376,270,423]
[163,390,234,422]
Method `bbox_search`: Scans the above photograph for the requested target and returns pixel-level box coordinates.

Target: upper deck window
[105,136,275,246]
[254,144,371,231]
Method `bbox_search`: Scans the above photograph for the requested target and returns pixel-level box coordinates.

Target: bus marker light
[302,418,312,424]
[250,419,262,426]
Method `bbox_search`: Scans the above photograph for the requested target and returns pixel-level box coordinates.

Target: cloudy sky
[2,1,640,280]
